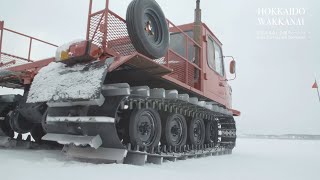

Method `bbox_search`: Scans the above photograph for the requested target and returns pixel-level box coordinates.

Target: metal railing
[0,21,58,68]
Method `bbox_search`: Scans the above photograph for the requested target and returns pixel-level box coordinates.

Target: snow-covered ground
[1,138,319,180]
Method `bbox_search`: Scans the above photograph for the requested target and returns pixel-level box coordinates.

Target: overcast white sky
[0,0,319,135]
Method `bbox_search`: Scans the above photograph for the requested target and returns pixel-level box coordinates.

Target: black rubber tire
[126,0,169,59]
[31,124,45,143]
[205,120,218,145]
[161,113,187,147]
[188,118,205,146]
[9,110,34,134]
[129,108,161,148]
[0,111,14,138]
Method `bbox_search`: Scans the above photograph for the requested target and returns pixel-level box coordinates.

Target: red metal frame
[0,21,58,67]
[1,1,209,97]
[0,0,239,114]
[0,58,55,87]
[0,21,57,86]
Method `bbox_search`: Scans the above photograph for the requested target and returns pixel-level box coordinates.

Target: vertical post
[316,78,320,102]
[185,60,189,85]
[185,36,189,60]
[86,0,93,40]
[313,74,320,102]
[317,87,320,102]
[165,50,169,67]
[165,20,170,67]
[0,21,4,61]
[185,37,189,85]
[28,38,33,61]
[102,0,110,52]
[200,47,204,91]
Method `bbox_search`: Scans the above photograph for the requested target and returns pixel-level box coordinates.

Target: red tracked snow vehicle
[0,0,239,165]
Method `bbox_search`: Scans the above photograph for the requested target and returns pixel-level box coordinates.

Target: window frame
[169,30,195,62]
[207,35,225,77]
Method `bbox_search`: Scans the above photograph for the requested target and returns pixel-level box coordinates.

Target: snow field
[0,138,319,180]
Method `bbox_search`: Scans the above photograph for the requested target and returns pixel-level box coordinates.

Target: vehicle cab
[168,23,234,108]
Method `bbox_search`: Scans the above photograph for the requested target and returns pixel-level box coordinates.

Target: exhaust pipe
[193,0,202,79]
[193,0,202,66]
[194,0,202,24]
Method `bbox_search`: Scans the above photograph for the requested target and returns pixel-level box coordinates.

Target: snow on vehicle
[0,0,239,165]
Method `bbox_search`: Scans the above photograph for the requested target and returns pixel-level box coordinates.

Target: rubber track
[118,96,237,159]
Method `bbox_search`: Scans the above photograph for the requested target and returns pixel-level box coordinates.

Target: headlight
[55,40,101,65]
[55,39,84,62]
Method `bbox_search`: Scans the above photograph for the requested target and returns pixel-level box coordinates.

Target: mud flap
[27,58,114,104]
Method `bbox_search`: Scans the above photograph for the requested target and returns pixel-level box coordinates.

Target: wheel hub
[193,120,203,143]
[170,125,181,137]
[145,21,154,35]
[143,11,161,45]
[169,117,184,143]
[137,112,156,145]
[139,122,151,135]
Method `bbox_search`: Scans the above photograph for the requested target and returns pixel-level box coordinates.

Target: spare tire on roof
[126,0,169,59]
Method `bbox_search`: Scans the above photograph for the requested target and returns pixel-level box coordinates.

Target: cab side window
[207,37,224,76]
[207,38,215,70]
[169,31,195,62]
[214,42,224,76]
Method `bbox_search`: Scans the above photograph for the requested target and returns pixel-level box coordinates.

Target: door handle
[219,82,225,87]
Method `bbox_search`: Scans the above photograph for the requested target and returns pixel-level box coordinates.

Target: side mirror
[230,60,236,74]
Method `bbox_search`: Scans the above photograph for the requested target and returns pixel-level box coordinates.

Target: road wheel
[126,0,169,59]
[161,113,187,147]
[188,118,205,146]
[129,108,161,148]
[205,120,218,145]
